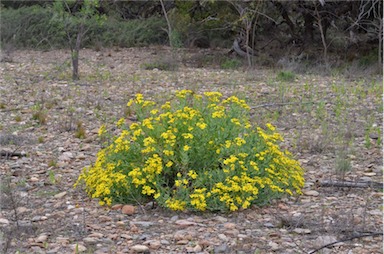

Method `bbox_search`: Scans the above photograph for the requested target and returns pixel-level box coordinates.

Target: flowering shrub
[75,90,304,212]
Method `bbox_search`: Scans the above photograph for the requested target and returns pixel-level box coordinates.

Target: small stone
[131,244,149,253]
[264,222,275,228]
[213,216,228,223]
[89,232,103,238]
[293,228,311,234]
[369,133,379,139]
[32,216,41,222]
[30,176,39,182]
[54,191,67,199]
[144,240,161,250]
[0,218,10,224]
[214,244,228,253]
[176,240,189,245]
[218,233,227,241]
[120,234,132,239]
[71,244,87,252]
[237,234,247,239]
[59,152,73,161]
[268,241,279,251]
[16,207,29,214]
[111,204,123,210]
[174,230,193,241]
[302,190,320,196]
[121,205,135,215]
[36,234,48,243]
[131,221,154,227]
[198,239,210,248]
[83,237,98,244]
[56,237,69,244]
[161,239,170,245]
[223,222,236,229]
[185,244,202,253]
[175,219,196,227]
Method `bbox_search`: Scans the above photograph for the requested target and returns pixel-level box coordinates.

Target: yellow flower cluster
[76,90,304,212]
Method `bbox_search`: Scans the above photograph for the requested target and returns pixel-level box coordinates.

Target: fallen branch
[316,180,383,190]
[308,232,383,254]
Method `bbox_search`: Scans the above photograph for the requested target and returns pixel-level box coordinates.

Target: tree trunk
[72,23,84,81]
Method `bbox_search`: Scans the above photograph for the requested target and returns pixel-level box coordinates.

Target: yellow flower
[234,137,246,146]
[165,198,186,211]
[142,185,156,195]
[175,89,193,99]
[183,145,190,151]
[98,124,106,136]
[166,161,173,167]
[161,101,171,110]
[116,118,125,128]
[182,133,194,139]
[163,150,174,156]
[231,118,241,126]
[150,109,159,115]
[196,122,207,130]
[187,170,198,179]
[266,123,276,131]
[127,99,134,107]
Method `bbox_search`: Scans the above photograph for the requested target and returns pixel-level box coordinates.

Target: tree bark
[72,23,84,81]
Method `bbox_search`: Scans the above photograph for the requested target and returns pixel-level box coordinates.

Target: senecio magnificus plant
[75,90,304,212]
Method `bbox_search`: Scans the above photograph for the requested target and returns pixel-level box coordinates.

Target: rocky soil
[0,48,382,254]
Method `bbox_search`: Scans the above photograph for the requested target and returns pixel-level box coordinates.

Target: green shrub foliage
[76,90,304,212]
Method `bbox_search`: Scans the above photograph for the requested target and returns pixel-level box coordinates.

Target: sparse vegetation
[276,71,295,82]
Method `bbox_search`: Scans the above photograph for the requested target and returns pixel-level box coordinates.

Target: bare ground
[0,48,383,254]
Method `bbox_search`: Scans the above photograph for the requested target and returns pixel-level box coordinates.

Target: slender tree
[52,0,105,80]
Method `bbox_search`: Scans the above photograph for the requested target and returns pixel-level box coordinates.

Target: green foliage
[0,5,66,49]
[276,71,296,82]
[1,5,167,49]
[141,58,178,71]
[220,58,242,69]
[75,90,304,212]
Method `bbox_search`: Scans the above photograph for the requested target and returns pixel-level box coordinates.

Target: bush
[75,90,304,212]
[276,71,296,82]
[220,58,242,69]
[1,6,167,49]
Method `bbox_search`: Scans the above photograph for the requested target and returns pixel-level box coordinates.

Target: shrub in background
[75,90,304,212]
[0,5,167,49]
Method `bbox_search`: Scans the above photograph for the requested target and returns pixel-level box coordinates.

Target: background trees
[1,0,382,72]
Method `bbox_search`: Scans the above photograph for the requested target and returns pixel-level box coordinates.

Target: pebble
[54,191,67,199]
[121,205,135,215]
[131,221,154,227]
[214,216,228,223]
[0,218,10,224]
[268,241,280,250]
[143,240,161,250]
[302,190,320,196]
[111,204,123,210]
[71,244,87,252]
[35,234,48,243]
[214,244,228,253]
[218,233,228,241]
[160,239,170,245]
[83,237,98,244]
[293,228,311,234]
[175,219,196,227]
[223,222,236,229]
[185,244,202,253]
[131,244,150,253]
